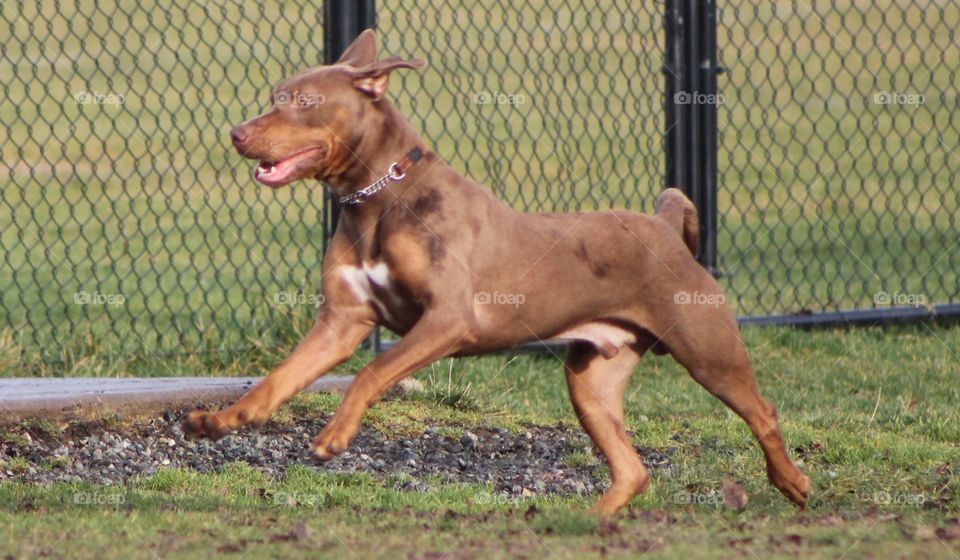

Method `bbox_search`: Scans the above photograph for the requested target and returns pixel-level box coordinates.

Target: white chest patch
[364,262,391,288]
[340,262,398,320]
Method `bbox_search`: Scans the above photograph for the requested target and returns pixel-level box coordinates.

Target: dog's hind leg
[565,341,649,515]
[661,302,811,507]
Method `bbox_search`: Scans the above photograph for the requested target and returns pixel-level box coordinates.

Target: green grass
[1,1,958,361]
[1,470,954,559]
[2,326,959,558]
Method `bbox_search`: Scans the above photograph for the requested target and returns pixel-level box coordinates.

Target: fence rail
[1,1,957,364]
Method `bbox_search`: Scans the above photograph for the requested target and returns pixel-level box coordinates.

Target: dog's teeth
[270,166,276,174]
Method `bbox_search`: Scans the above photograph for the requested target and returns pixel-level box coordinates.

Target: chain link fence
[717,1,959,317]
[378,1,663,213]
[1,1,957,364]
[1,1,331,363]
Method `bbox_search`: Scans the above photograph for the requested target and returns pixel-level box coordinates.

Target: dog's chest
[339,262,409,325]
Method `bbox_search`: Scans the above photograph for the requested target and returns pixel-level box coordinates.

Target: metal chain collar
[338,162,407,206]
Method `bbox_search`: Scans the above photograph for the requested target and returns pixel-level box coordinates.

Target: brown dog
[185,30,810,515]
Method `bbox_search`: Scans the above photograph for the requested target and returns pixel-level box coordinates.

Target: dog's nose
[230,126,248,148]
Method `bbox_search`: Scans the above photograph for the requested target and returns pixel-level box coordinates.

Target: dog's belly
[548,322,638,358]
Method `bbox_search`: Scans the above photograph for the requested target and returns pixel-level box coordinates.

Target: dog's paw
[311,428,351,462]
[772,470,811,508]
[182,410,233,441]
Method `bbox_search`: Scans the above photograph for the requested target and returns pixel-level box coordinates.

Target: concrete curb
[0,376,422,421]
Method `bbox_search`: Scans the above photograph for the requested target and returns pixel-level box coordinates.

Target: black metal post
[322,0,376,253]
[663,0,720,275]
[323,0,377,350]
[696,0,720,274]
[683,0,702,229]
[663,0,686,190]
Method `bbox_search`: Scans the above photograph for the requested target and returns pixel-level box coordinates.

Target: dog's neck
[324,101,429,207]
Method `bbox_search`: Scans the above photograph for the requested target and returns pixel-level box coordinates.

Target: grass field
[2,326,959,558]
[0,2,958,558]
[0,1,958,361]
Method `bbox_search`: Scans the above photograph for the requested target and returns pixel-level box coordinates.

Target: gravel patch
[0,410,674,498]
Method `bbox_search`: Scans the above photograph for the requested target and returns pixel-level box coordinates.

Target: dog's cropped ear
[336,29,378,67]
[346,55,427,100]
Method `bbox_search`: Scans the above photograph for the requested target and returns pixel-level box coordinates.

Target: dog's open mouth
[254,146,325,188]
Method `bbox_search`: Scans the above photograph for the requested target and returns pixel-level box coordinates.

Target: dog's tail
[655,187,699,257]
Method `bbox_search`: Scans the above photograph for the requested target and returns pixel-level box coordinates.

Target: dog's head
[230,30,425,188]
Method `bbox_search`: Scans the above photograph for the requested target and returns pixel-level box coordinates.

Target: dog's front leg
[184,310,374,440]
[311,316,476,460]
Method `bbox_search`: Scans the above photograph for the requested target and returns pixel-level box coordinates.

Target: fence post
[323,0,377,350]
[663,0,720,276]
[663,0,687,191]
[322,0,376,253]
[696,0,720,275]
